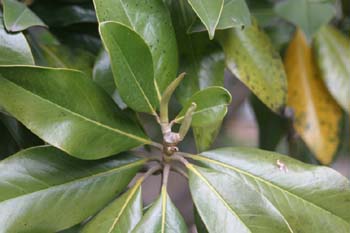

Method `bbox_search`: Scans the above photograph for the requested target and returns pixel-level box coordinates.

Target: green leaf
[93,49,127,109]
[81,179,143,233]
[188,164,294,232]
[99,22,158,114]
[2,0,47,32]
[0,24,34,65]
[217,19,287,113]
[314,25,350,113]
[166,0,225,105]
[175,87,231,127]
[93,0,178,96]
[187,0,224,39]
[275,0,335,40]
[131,187,187,233]
[0,146,145,233]
[190,147,350,232]
[0,120,18,159]
[0,66,150,159]
[189,0,251,33]
[193,120,223,152]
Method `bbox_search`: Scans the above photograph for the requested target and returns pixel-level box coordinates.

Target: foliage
[0,0,349,232]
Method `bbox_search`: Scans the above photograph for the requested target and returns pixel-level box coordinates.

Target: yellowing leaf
[285,29,342,164]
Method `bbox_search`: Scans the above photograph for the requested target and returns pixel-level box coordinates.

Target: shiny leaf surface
[314,25,350,113]
[2,0,47,32]
[0,146,145,233]
[131,187,187,233]
[189,0,251,33]
[193,120,223,152]
[187,0,224,39]
[190,147,350,232]
[0,66,150,159]
[0,24,34,65]
[99,22,158,113]
[285,29,342,164]
[93,0,178,96]
[81,180,143,233]
[175,87,231,127]
[217,19,287,113]
[275,0,335,40]
[188,164,293,233]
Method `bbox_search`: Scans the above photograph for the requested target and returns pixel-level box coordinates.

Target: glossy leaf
[81,179,143,233]
[0,121,18,159]
[275,0,335,40]
[285,29,342,164]
[93,49,127,109]
[0,66,150,159]
[93,0,178,96]
[189,0,251,33]
[131,187,187,233]
[0,146,144,233]
[187,0,224,39]
[190,147,350,232]
[166,0,225,105]
[314,25,350,113]
[217,19,287,113]
[0,24,34,65]
[188,164,294,233]
[99,22,158,114]
[176,87,231,127]
[2,0,47,32]
[193,120,223,152]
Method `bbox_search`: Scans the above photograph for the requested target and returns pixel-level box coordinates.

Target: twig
[171,165,188,179]
[162,164,171,188]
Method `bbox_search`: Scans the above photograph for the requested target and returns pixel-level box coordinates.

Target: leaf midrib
[1,77,150,145]
[192,155,350,226]
[0,159,145,204]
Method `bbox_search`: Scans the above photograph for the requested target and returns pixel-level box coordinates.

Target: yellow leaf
[285,29,342,165]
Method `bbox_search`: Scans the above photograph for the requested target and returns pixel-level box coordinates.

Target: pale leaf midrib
[192,155,349,226]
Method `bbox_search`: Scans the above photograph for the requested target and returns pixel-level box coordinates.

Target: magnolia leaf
[131,187,187,233]
[217,19,287,113]
[189,147,350,232]
[187,0,224,39]
[2,0,47,32]
[314,25,350,113]
[166,0,225,105]
[189,0,251,33]
[193,120,223,152]
[93,0,178,96]
[99,22,158,114]
[275,0,335,40]
[0,66,150,159]
[0,24,34,65]
[175,87,231,127]
[188,164,294,233]
[0,146,145,233]
[81,180,143,233]
[285,29,342,164]
[0,121,18,159]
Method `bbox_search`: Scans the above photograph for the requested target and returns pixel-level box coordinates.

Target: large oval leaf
[0,24,34,65]
[93,0,178,96]
[188,164,293,233]
[187,0,224,39]
[2,0,47,32]
[285,29,342,164]
[99,22,158,113]
[314,25,350,113]
[81,180,143,233]
[0,66,150,159]
[131,187,187,233]
[189,147,350,232]
[189,0,251,33]
[275,0,335,41]
[0,146,145,233]
[217,19,287,113]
